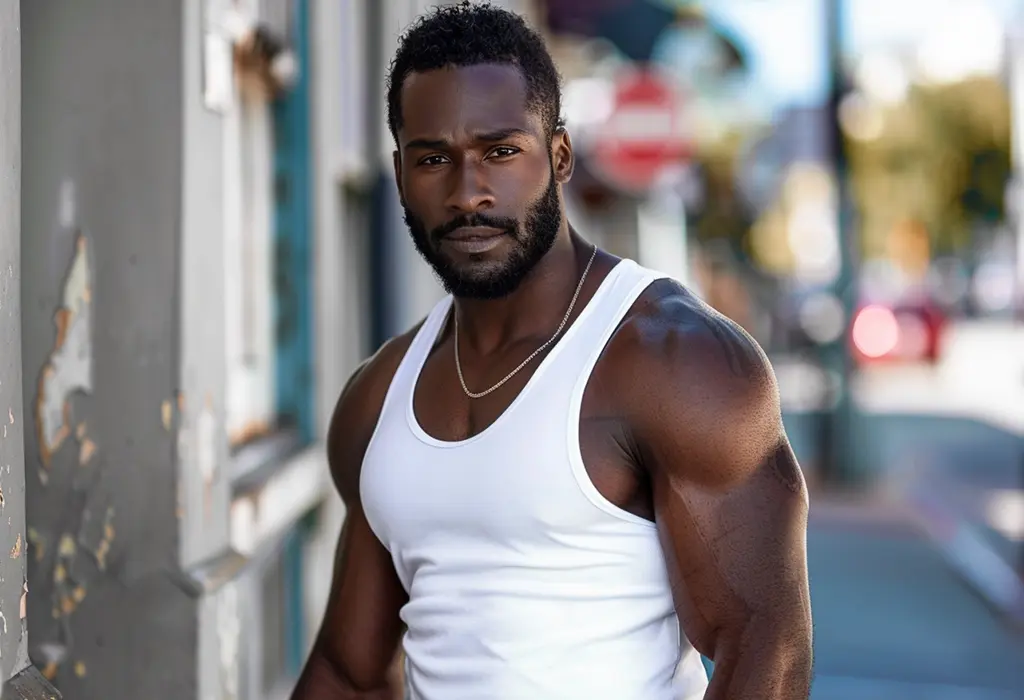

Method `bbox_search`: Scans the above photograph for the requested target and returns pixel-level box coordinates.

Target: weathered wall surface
[0,0,30,682]
[20,1,197,696]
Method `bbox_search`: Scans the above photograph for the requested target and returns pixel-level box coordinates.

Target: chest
[376,342,654,535]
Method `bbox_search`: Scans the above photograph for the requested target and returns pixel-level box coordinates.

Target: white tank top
[361,259,710,700]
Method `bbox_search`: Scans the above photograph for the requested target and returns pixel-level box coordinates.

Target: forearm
[290,644,400,700]
[703,618,812,700]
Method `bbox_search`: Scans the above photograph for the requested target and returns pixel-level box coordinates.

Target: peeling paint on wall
[34,233,93,473]
[28,416,117,683]
[176,392,219,523]
[216,582,240,700]
[161,401,173,431]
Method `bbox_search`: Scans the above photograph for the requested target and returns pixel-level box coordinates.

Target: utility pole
[1008,12,1024,577]
[818,0,858,484]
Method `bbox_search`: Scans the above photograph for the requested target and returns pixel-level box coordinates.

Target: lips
[442,226,507,254]
[444,226,505,241]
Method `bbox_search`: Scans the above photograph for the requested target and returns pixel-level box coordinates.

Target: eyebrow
[403,127,533,151]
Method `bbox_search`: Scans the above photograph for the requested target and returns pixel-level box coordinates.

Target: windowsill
[230,427,305,494]
[230,442,329,557]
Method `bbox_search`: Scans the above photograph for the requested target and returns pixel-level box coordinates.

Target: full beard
[403,171,562,300]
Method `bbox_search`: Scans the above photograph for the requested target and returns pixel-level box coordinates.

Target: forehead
[398,63,541,141]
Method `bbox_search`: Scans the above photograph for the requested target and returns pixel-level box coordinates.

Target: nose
[443,160,495,214]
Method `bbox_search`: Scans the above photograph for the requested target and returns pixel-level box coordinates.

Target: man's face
[395,64,570,300]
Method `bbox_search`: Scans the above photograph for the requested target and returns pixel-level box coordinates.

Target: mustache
[432,213,519,240]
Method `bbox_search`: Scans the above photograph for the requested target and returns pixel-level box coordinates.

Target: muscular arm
[291,334,416,700]
[621,287,813,699]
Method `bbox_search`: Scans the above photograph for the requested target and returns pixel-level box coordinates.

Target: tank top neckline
[405,258,634,449]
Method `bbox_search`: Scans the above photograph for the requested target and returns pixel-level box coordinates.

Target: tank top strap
[379,294,454,418]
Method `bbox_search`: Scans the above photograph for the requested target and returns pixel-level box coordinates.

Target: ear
[392,150,404,203]
[551,125,574,184]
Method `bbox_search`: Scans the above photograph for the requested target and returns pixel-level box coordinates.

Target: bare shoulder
[602,278,784,487]
[608,278,777,400]
[327,322,423,504]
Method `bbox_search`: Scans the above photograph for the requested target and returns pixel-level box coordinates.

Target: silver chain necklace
[454,244,598,399]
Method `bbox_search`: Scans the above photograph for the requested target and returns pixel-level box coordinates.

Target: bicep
[315,351,410,691]
[652,439,810,656]
[317,503,407,691]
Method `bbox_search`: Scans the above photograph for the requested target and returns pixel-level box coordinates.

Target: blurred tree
[846,76,1011,259]
[687,130,755,250]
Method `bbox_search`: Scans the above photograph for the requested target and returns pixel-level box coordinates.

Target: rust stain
[60,594,77,615]
[94,510,115,571]
[41,662,58,681]
[52,308,71,353]
[78,438,96,465]
[228,419,273,448]
[10,532,21,559]
[74,661,86,678]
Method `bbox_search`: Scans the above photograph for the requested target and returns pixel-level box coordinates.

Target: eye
[418,154,449,167]
[488,146,520,160]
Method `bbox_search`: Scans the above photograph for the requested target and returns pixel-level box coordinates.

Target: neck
[453,226,588,356]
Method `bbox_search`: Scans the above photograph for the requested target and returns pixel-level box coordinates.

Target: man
[291,3,812,698]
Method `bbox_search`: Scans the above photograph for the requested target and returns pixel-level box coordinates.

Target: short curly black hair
[386,2,563,146]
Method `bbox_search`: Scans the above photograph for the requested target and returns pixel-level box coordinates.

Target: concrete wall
[20,1,197,696]
[0,0,30,682]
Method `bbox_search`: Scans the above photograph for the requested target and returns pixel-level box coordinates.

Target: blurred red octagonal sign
[591,68,693,194]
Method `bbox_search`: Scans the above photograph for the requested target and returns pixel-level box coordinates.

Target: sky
[695,0,1024,109]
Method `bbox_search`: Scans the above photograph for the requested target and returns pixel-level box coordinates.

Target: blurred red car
[850,299,948,364]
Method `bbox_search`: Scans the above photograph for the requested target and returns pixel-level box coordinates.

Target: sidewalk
[882,450,1024,627]
[807,498,1024,699]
